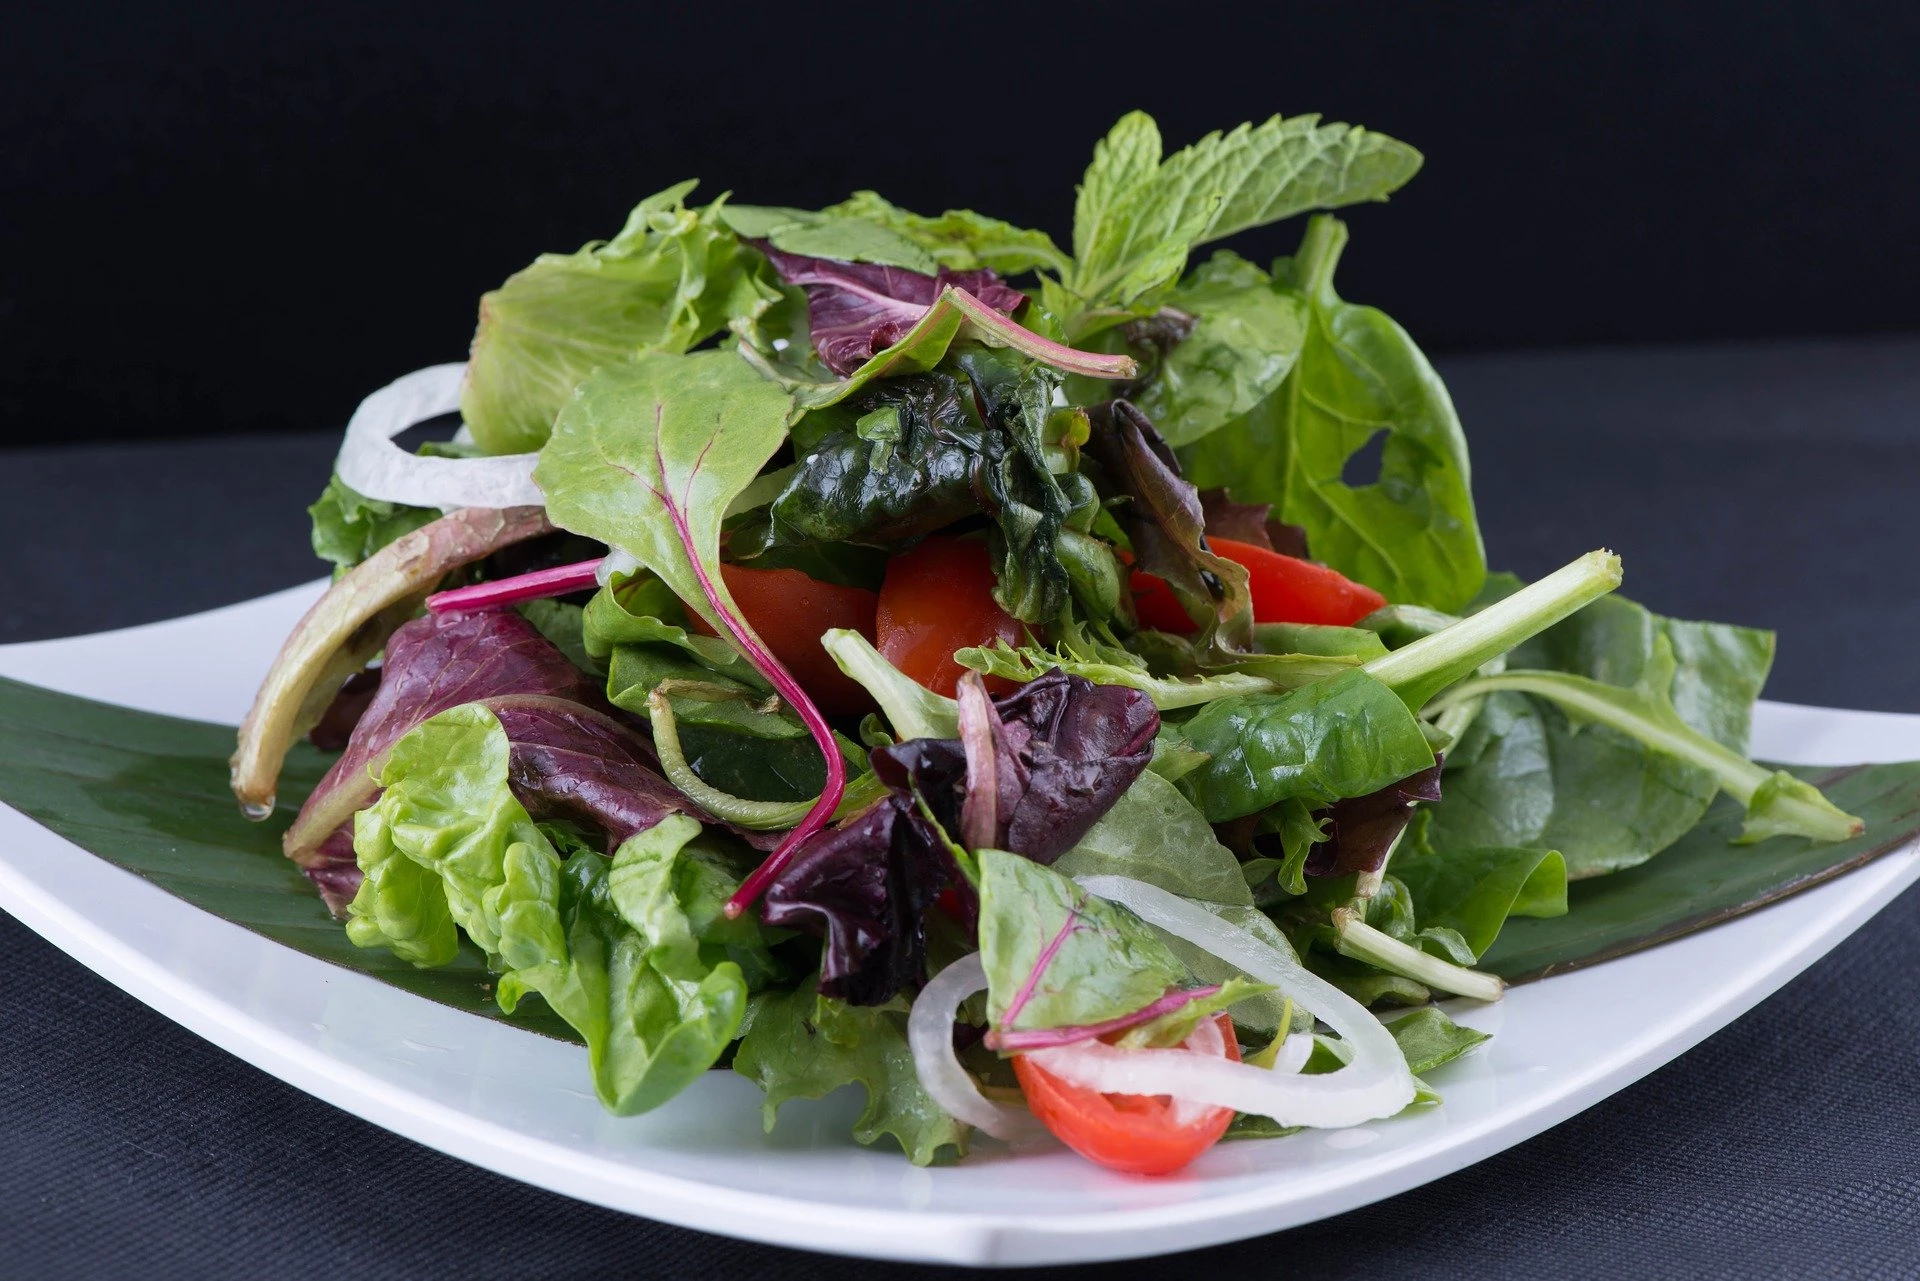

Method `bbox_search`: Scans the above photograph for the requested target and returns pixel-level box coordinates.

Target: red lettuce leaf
[759,670,1157,1005]
[753,240,1026,376]
[1198,488,1310,559]
[1305,760,1446,878]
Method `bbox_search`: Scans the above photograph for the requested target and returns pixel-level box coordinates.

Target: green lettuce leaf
[726,193,1071,277]
[732,982,966,1165]
[462,183,783,454]
[307,473,439,575]
[345,703,771,1114]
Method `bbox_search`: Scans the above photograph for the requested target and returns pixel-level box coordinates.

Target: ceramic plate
[1,584,1916,1267]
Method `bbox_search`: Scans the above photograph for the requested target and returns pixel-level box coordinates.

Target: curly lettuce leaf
[732,981,966,1165]
[346,703,765,1115]
[462,183,783,454]
[307,474,439,576]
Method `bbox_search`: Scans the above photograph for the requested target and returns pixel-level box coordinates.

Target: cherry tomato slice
[1013,1013,1241,1176]
[687,563,878,716]
[875,536,1024,696]
[1130,537,1388,632]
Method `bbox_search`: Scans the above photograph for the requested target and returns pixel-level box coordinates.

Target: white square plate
[1,583,1916,1267]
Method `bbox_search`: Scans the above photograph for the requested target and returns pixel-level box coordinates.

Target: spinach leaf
[1127,251,1308,447]
[1179,216,1485,612]
[1061,111,1421,330]
[1053,771,1252,907]
[346,706,758,1115]
[732,981,966,1166]
[1178,669,1436,822]
[976,848,1187,1035]
[462,183,783,454]
[1393,816,1567,958]
[1424,593,1859,875]
[1381,1006,1490,1075]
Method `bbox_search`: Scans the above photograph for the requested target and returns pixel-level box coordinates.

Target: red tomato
[1130,537,1388,632]
[1013,1013,1241,1176]
[688,564,878,716]
[875,536,1024,696]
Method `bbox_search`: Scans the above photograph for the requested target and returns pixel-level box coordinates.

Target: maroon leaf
[1305,760,1446,879]
[754,240,1026,375]
[1198,488,1311,559]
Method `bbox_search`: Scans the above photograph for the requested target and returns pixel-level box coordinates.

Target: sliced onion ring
[907,954,1046,1143]
[1055,875,1415,1129]
[335,363,545,509]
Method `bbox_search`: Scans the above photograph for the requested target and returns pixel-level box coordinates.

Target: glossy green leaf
[1482,760,1920,982]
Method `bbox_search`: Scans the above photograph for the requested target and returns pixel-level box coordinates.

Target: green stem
[1363,550,1622,710]
[1292,215,1350,303]
[1332,910,1506,1002]
[1424,672,1863,842]
[647,689,884,830]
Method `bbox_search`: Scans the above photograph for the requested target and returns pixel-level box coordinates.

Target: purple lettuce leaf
[758,670,1157,1005]
[753,240,1026,376]
[286,609,604,902]
[960,669,1159,863]
[1304,760,1446,879]
[1198,487,1310,559]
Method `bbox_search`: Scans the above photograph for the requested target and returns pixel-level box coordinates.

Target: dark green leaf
[1482,760,1920,981]
[1178,669,1436,822]
[1394,819,1568,959]
[1381,1006,1490,1074]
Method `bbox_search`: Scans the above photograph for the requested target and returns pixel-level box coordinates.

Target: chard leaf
[1178,669,1437,823]
[976,847,1187,1034]
[733,981,965,1166]
[1066,111,1421,325]
[347,705,756,1114]
[462,183,782,454]
[823,191,1072,276]
[1129,251,1309,447]
[1180,217,1484,612]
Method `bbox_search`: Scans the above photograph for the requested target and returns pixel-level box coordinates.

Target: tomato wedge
[875,536,1024,696]
[687,563,878,715]
[1012,1013,1240,1176]
[1130,537,1387,632]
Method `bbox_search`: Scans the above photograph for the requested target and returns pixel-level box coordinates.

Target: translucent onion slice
[907,954,1046,1143]
[334,363,545,509]
[1052,875,1415,1129]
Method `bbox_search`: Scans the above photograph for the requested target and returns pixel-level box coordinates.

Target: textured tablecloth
[3,338,1917,1278]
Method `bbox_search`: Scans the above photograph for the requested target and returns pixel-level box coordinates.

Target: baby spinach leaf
[1425,593,1859,876]
[1179,216,1485,612]
[1178,669,1437,822]
[733,981,966,1166]
[976,848,1187,1035]
[1381,1006,1490,1075]
[1393,816,1567,959]
[1128,251,1309,448]
[462,183,783,454]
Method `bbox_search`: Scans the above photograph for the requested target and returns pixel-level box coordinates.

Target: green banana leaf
[0,676,579,1042]
[1482,761,1920,982]
[0,675,1915,1020]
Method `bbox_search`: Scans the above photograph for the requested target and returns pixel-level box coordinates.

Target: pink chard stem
[987,984,1224,1052]
[426,557,605,614]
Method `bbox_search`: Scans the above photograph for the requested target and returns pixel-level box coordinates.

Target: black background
[5,0,1919,449]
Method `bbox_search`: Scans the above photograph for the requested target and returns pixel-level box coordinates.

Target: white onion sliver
[334,363,546,510]
[907,954,1045,1143]
[1071,874,1415,1129]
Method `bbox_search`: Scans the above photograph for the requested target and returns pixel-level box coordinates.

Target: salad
[229,110,1863,1174]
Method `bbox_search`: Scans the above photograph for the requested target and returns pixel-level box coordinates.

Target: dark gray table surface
[3,337,1917,1278]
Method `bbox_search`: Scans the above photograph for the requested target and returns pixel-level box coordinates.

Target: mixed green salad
[229,110,1863,1173]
